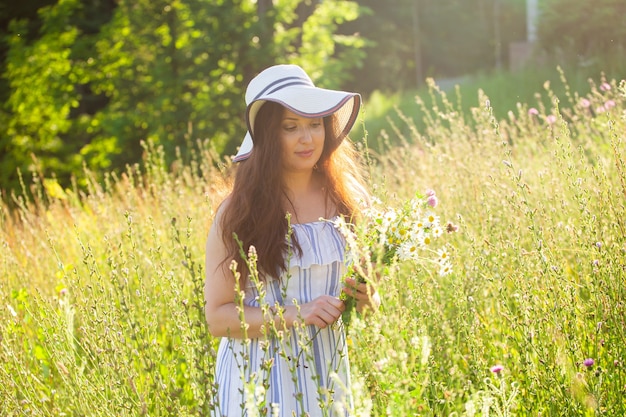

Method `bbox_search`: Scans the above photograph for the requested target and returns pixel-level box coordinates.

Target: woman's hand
[285,295,345,329]
[342,277,381,314]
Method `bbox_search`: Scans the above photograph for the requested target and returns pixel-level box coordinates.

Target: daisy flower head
[398,239,422,262]
[423,212,439,229]
[431,224,444,238]
[437,247,450,263]
[332,216,359,252]
[412,217,426,232]
[381,209,397,228]
[388,222,400,238]
[419,232,432,247]
[392,223,411,244]
[408,198,427,218]
[364,206,383,225]
[438,261,453,276]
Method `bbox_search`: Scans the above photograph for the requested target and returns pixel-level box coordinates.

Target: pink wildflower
[546,114,557,124]
[528,107,539,116]
[596,106,606,114]
[580,98,591,108]
[604,100,616,109]
[425,189,436,197]
[427,195,439,208]
[583,358,595,367]
[490,365,504,374]
[600,82,611,92]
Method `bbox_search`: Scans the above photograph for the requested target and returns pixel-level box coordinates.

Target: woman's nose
[299,126,313,142]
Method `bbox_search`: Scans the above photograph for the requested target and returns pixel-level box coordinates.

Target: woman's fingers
[343,277,381,314]
[343,278,372,299]
[300,295,345,328]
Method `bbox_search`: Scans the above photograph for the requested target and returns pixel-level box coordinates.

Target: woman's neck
[284,169,317,198]
[283,170,330,223]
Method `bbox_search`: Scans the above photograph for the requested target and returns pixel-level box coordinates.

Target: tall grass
[359,65,625,153]
[1,72,625,416]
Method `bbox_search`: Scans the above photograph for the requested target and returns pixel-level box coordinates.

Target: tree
[537,0,626,69]
[2,0,87,189]
[0,0,366,194]
[343,0,526,94]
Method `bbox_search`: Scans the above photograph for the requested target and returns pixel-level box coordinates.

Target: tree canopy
[0,0,621,195]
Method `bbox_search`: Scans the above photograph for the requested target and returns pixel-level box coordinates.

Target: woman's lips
[296,150,314,158]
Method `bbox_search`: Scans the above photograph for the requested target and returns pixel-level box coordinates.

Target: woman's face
[279,108,325,173]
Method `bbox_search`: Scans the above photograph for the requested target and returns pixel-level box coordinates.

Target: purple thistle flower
[528,107,539,116]
[546,114,557,124]
[427,195,439,208]
[583,358,595,367]
[490,364,504,374]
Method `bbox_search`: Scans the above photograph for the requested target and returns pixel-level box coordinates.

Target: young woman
[204,64,380,416]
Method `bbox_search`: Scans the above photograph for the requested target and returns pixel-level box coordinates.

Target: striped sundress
[213,219,351,417]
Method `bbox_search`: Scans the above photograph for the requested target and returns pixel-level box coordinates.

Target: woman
[204,64,380,416]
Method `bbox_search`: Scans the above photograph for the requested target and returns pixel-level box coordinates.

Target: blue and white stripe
[213,219,351,417]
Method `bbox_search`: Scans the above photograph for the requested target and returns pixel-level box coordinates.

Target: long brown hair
[220,101,368,281]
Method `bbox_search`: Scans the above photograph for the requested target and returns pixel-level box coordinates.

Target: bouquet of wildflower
[333,189,457,326]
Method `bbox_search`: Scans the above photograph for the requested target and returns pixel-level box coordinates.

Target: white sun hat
[232,64,361,162]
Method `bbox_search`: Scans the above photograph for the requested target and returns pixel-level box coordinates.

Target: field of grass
[1,70,625,416]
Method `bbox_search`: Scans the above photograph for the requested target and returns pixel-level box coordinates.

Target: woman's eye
[311,121,322,128]
[283,125,296,132]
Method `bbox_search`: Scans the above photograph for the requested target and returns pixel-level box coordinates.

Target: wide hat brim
[233,78,361,162]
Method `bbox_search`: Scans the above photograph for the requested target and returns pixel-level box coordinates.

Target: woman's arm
[204,203,345,339]
[204,204,282,339]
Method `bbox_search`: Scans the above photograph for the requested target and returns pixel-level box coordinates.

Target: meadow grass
[1,73,625,416]
[358,64,625,154]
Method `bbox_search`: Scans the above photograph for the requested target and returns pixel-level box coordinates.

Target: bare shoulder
[209,194,233,233]
[206,195,233,263]
[205,196,236,275]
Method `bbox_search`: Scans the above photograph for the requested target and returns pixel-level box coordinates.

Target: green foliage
[343,0,527,93]
[86,0,256,170]
[0,0,366,195]
[2,0,85,189]
[537,0,626,69]
[289,1,366,89]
